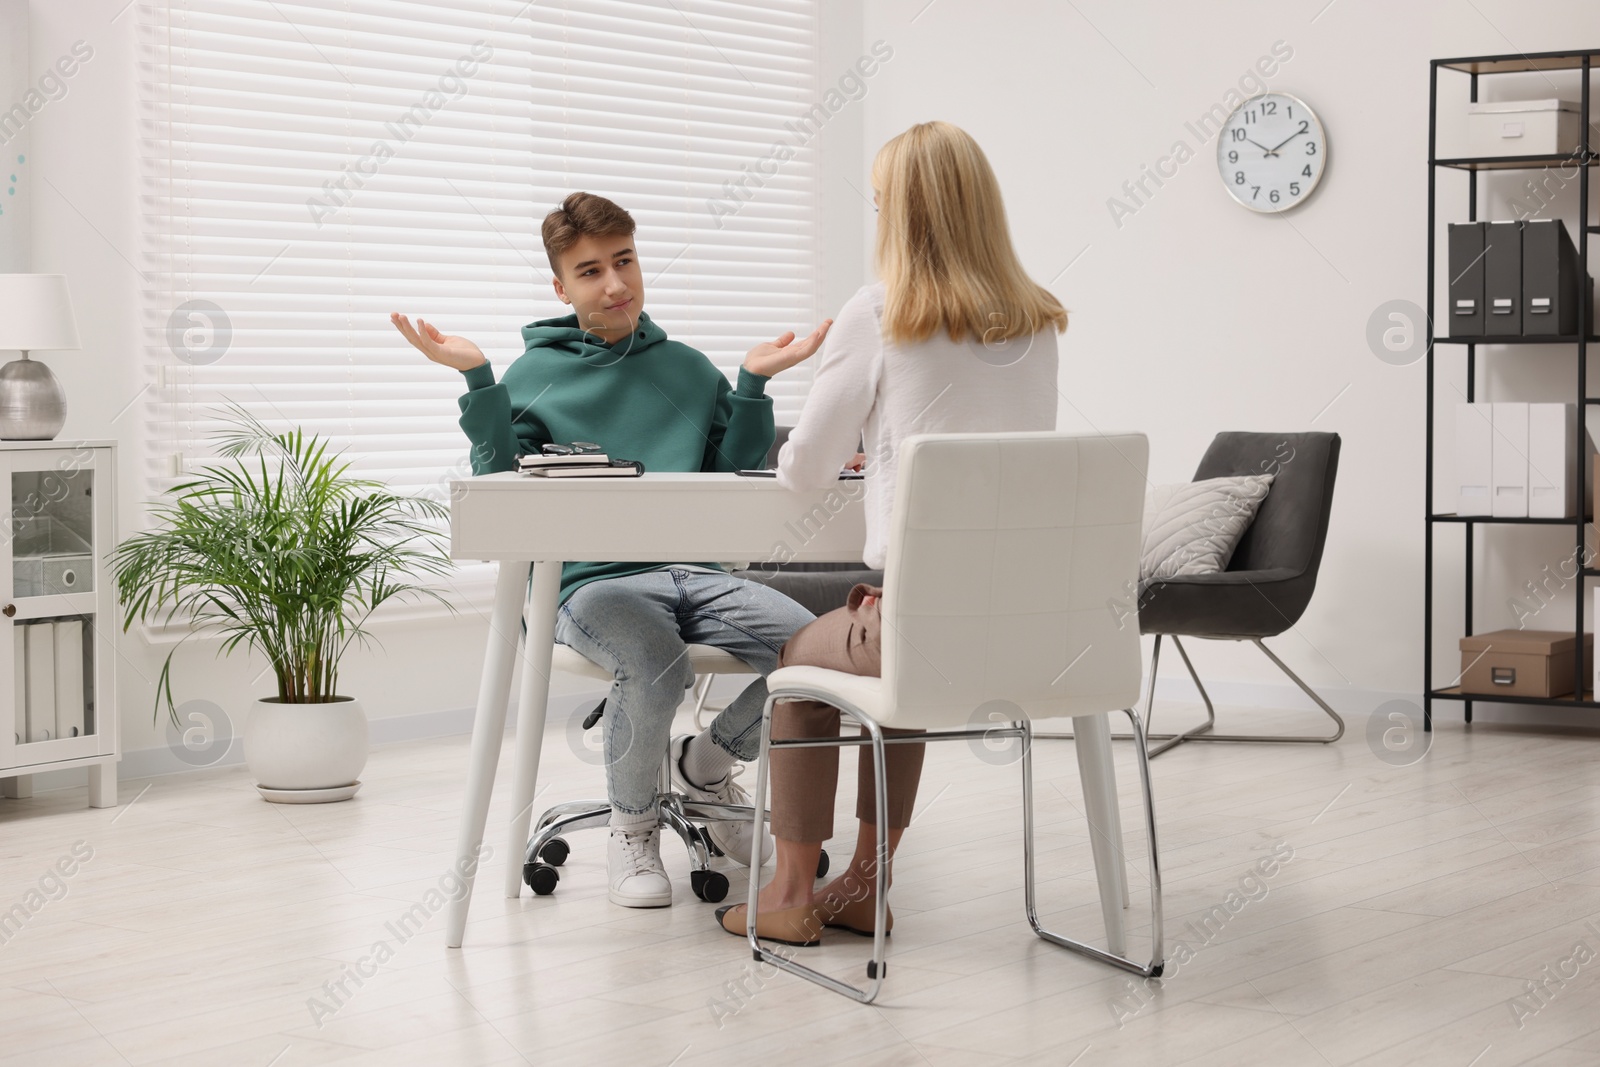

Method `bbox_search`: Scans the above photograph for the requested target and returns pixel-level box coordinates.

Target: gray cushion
[1141,474,1275,582]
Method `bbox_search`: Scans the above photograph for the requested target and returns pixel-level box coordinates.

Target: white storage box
[12,516,93,598]
[1465,99,1592,157]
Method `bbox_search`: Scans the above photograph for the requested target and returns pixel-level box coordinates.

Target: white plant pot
[244,696,368,803]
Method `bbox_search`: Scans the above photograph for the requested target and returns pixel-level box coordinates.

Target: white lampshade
[0,274,82,352]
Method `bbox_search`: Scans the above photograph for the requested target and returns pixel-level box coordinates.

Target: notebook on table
[517,452,611,470]
[523,459,644,478]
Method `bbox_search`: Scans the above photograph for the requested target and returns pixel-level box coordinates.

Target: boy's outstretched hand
[743,319,833,379]
[391,312,487,372]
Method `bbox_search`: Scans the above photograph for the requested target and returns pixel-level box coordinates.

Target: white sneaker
[607,825,672,908]
[670,734,775,868]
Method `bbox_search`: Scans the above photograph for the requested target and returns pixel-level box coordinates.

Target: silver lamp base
[0,353,66,440]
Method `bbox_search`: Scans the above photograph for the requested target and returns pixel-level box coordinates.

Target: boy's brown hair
[541,192,636,276]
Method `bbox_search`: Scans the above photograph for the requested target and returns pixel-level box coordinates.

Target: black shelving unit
[1426,49,1599,730]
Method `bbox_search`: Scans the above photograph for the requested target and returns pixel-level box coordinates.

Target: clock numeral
[1235,171,1246,185]
[1244,109,1256,124]
[1231,127,1247,142]
[1251,185,1260,200]
[1228,150,1238,164]
[1296,120,1308,136]
[1269,189,1281,204]
[1305,141,1318,155]
[1302,165,1313,177]
[1290,182,1301,195]
[1262,100,1277,115]
[1288,105,1294,118]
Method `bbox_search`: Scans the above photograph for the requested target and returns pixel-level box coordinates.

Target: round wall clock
[1215,92,1327,212]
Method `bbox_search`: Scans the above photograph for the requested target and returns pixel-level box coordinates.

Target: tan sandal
[715,902,824,947]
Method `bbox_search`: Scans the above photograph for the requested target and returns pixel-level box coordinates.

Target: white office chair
[523,643,829,903]
[744,431,1164,1003]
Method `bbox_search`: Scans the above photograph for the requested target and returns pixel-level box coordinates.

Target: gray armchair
[1137,431,1343,757]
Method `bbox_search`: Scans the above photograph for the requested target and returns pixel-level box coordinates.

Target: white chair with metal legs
[744,430,1164,1003]
[522,644,830,903]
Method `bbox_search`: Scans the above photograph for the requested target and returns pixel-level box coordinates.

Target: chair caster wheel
[816,849,830,879]
[538,837,570,867]
[524,862,559,896]
[691,868,729,903]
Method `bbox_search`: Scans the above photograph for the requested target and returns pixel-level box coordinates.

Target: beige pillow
[1141,473,1275,582]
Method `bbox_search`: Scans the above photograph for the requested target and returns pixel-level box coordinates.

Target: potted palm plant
[113,405,454,802]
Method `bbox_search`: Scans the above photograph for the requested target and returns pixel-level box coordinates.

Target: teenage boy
[391,192,831,908]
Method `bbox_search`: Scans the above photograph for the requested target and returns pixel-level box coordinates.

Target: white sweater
[776,281,1060,569]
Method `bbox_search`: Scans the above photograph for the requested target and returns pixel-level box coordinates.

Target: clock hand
[1245,137,1276,156]
[1267,129,1306,154]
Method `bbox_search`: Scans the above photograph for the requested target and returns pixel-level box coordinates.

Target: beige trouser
[768,583,926,841]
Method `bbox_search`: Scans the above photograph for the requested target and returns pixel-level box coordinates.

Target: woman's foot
[715,902,825,947]
[813,868,893,935]
[817,894,893,936]
[751,875,818,915]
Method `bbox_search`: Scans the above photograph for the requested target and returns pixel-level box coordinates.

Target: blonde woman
[716,121,1068,944]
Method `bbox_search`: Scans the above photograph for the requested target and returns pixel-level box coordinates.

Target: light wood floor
[3,699,1600,1067]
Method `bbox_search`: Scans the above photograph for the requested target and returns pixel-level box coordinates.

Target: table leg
[504,560,563,898]
[446,559,531,950]
[1072,711,1128,957]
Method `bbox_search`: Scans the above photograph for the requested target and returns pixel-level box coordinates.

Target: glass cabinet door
[13,463,94,600]
[4,447,108,766]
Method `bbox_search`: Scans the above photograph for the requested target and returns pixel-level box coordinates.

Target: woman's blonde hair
[871,121,1068,346]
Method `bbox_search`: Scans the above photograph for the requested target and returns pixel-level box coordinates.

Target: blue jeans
[553,568,816,816]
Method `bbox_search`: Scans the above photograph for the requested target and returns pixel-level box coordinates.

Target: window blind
[137,0,821,612]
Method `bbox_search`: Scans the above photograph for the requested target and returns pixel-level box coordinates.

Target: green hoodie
[457,310,774,605]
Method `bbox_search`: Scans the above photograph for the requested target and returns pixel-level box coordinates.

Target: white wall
[18,0,1600,786]
[853,0,1600,725]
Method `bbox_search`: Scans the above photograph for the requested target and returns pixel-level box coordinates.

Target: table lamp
[0,274,82,440]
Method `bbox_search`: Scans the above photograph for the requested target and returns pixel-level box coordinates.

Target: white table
[445,471,1129,950]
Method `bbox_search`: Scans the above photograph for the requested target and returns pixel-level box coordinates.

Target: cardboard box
[1464,99,1597,158]
[1460,629,1594,698]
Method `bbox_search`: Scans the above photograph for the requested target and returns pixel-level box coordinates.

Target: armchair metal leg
[1021,711,1165,978]
[1143,635,1216,757]
[1142,635,1345,757]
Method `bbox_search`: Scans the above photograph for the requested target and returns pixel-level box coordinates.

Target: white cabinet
[0,441,117,808]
